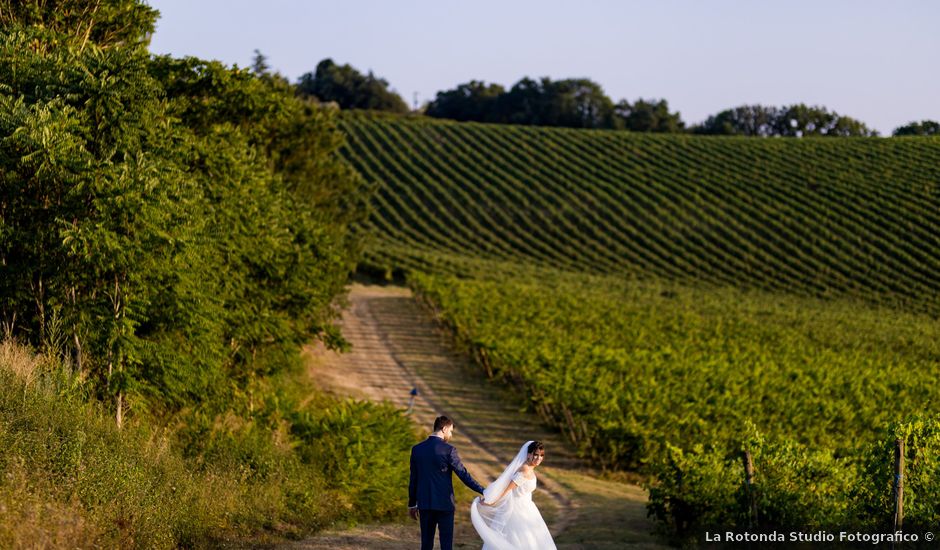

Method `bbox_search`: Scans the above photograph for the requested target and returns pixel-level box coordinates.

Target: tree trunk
[73,332,83,373]
[116,391,123,429]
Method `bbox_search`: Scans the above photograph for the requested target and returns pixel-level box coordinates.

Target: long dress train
[470,442,556,550]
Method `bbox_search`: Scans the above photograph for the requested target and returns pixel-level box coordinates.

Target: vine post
[742,450,758,528]
[893,438,904,532]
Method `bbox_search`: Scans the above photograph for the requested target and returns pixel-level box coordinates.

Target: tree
[428,77,688,132]
[0,0,158,50]
[251,49,270,76]
[893,120,940,136]
[296,58,408,113]
[693,104,877,137]
[485,76,615,129]
[541,78,615,128]
[1,19,367,425]
[773,104,877,137]
[693,105,781,136]
[614,98,685,133]
[426,80,505,122]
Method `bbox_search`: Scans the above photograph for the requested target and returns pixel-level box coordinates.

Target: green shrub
[0,340,418,547]
[855,416,940,530]
[291,398,417,522]
[648,424,857,541]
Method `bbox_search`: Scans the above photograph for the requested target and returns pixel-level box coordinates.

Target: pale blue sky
[148,0,939,134]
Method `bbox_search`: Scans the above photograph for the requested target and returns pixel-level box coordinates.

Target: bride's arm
[482,481,517,506]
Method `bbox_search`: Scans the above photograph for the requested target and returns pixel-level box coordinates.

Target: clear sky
[147,0,939,135]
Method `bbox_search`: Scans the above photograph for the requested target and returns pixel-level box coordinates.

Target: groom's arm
[448,447,485,494]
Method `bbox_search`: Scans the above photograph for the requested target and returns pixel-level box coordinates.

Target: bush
[648,423,872,543]
[0,340,418,547]
[0,2,414,546]
[855,416,940,530]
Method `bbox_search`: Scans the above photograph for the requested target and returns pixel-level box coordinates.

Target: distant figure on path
[409,415,485,550]
[407,386,418,414]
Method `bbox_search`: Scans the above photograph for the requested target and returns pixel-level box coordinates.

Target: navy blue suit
[409,435,484,550]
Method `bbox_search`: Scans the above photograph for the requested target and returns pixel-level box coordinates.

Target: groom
[409,415,485,550]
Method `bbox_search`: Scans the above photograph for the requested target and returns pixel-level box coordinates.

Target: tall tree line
[424,77,684,132]
[0,0,369,424]
[299,57,940,137]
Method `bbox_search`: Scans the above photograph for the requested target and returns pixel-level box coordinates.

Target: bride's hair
[527,441,544,454]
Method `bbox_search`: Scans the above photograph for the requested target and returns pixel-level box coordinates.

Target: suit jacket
[409,435,485,511]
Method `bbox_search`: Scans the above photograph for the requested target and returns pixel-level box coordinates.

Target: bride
[470,441,556,550]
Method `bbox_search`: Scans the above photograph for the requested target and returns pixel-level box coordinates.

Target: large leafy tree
[496,77,615,128]
[693,104,877,137]
[691,105,778,136]
[0,0,158,49]
[774,104,876,137]
[0,10,367,425]
[536,77,615,128]
[893,120,940,136]
[613,98,685,132]
[428,77,687,132]
[428,76,616,129]
[425,80,506,122]
[0,31,207,421]
[296,58,409,113]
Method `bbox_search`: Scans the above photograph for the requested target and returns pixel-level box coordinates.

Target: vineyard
[340,112,940,315]
[409,270,940,533]
[338,113,940,537]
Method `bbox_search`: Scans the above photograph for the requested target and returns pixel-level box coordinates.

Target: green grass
[0,340,418,548]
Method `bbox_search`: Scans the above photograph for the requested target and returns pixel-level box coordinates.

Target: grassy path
[288,284,666,549]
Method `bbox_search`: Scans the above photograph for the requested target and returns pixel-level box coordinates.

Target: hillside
[340,113,940,314]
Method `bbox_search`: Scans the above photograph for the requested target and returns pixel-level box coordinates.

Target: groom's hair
[433,416,453,432]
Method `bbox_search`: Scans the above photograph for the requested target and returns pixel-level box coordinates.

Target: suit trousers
[419,509,455,550]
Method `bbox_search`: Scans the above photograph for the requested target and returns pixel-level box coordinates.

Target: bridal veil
[470,441,556,550]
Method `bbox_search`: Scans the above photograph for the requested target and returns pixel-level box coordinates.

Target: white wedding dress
[470,441,557,550]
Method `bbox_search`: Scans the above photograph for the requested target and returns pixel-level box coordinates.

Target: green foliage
[339,112,940,532]
[410,271,940,467]
[736,426,856,530]
[647,444,744,538]
[425,80,506,121]
[0,341,418,546]
[0,0,158,49]
[291,398,417,519]
[406,267,940,533]
[0,29,208,415]
[613,98,685,132]
[893,120,940,136]
[651,417,940,539]
[0,23,369,419]
[342,114,940,316]
[500,77,616,128]
[0,3,416,545]
[648,427,857,541]
[427,76,628,130]
[297,58,409,113]
[855,416,940,530]
[691,104,778,136]
[0,352,216,548]
[692,103,877,136]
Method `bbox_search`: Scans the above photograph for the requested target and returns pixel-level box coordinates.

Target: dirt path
[287,284,666,549]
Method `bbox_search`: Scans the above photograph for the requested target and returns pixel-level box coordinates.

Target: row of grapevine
[408,267,940,536]
[340,113,940,315]
[338,112,940,536]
